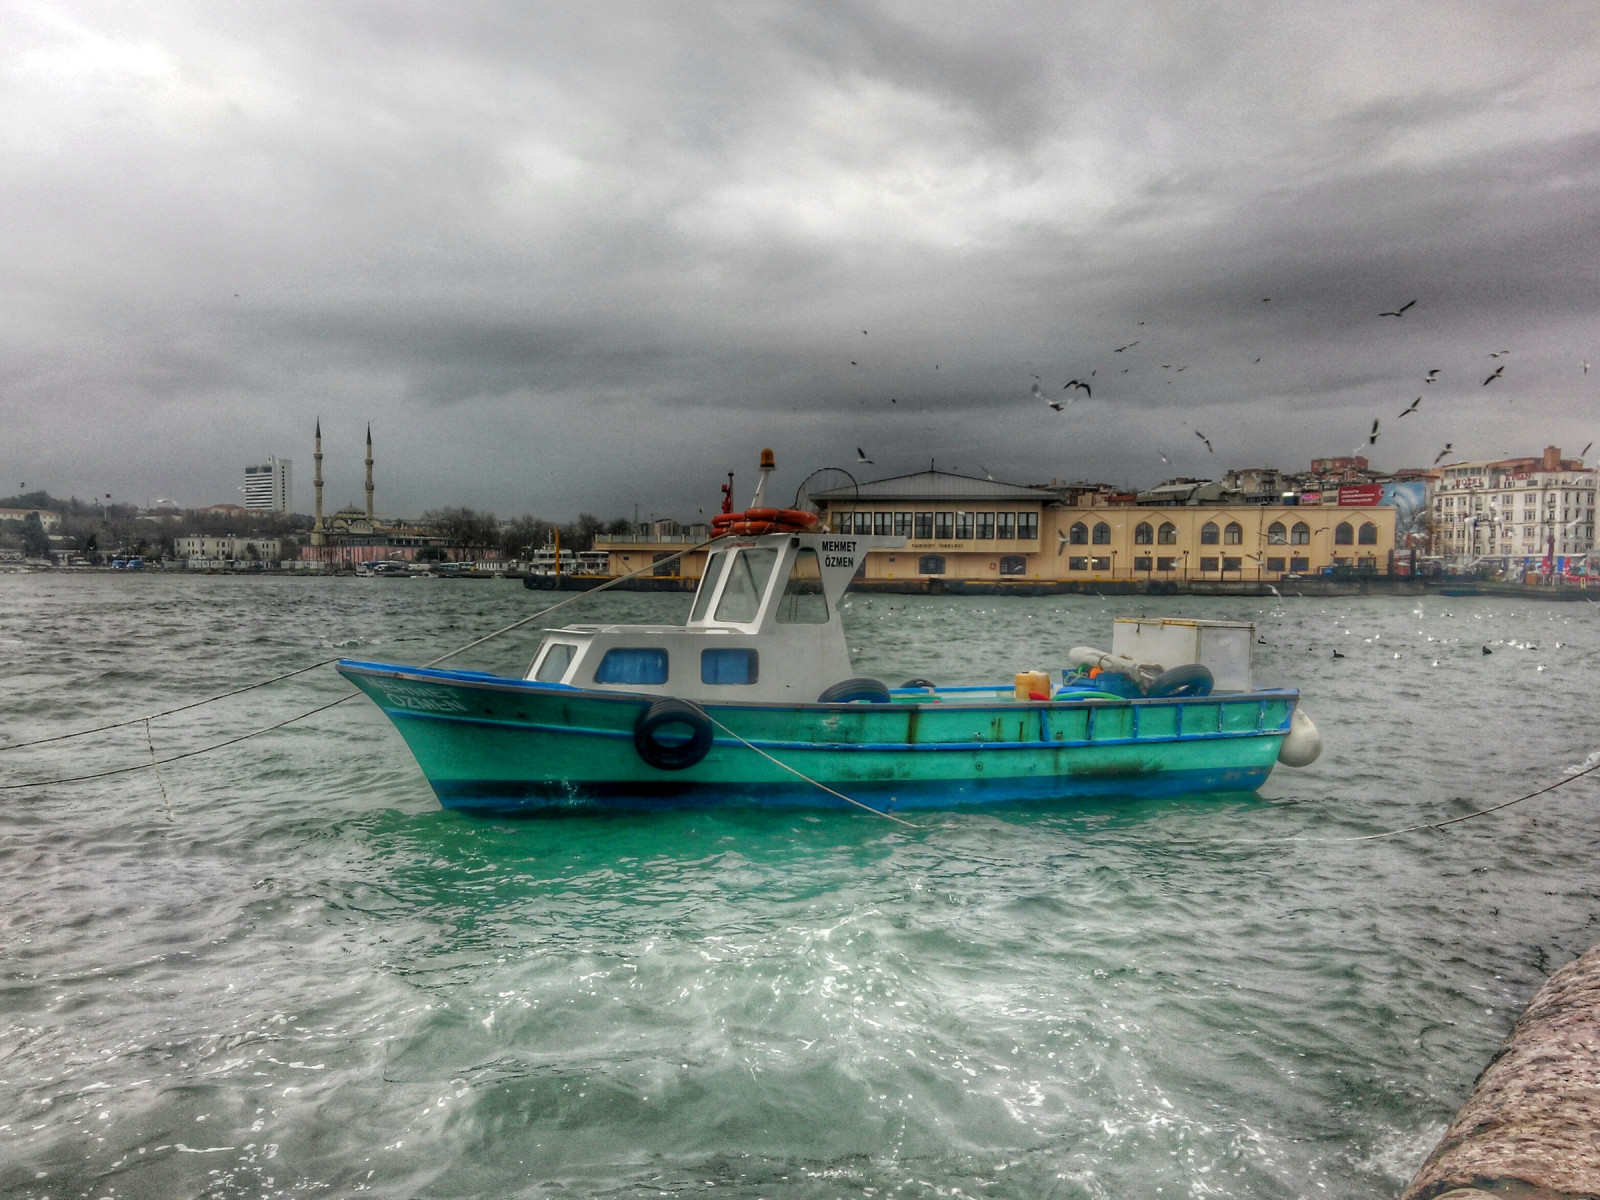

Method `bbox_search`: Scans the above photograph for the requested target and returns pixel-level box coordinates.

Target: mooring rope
[1347,753,1600,842]
[695,707,927,829]
[1,539,719,791]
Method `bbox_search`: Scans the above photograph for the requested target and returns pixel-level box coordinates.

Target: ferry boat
[339,457,1320,814]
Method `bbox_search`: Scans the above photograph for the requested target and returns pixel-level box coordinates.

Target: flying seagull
[1484,365,1505,386]
[1031,383,1046,401]
[1424,369,1440,383]
[1379,300,1416,317]
[1367,418,1381,445]
[1063,379,1091,397]
[1489,350,1511,358]
[1433,443,1454,465]
[1580,441,1593,458]
[856,447,873,464]
[1047,401,1065,411]
[1195,431,1214,453]
[1114,341,1139,352]
[1398,397,1421,418]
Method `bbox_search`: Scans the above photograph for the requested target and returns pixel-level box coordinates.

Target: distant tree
[560,513,607,551]
[21,512,50,557]
[421,507,500,550]
[502,515,557,556]
[605,517,634,536]
[415,546,446,562]
[82,532,99,562]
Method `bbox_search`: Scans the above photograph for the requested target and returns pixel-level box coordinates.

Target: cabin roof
[809,469,1048,503]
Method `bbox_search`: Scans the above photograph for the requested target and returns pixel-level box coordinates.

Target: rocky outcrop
[1403,946,1600,1199]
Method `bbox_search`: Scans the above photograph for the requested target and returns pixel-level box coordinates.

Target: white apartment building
[174,535,282,562]
[243,457,292,512]
[1431,445,1596,571]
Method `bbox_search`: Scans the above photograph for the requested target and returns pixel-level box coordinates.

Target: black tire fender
[633,698,714,770]
[816,677,892,704]
[899,678,937,689]
[1146,663,1215,698]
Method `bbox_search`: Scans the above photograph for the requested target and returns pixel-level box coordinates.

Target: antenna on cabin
[750,448,776,506]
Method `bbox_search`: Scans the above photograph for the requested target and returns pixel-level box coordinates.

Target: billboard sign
[1338,484,1384,506]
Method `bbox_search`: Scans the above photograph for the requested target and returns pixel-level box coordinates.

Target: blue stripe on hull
[430,765,1276,816]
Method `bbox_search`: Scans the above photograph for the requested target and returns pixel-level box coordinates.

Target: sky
[3,1,1598,521]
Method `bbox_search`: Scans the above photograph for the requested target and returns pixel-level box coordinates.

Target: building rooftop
[809,469,1048,503]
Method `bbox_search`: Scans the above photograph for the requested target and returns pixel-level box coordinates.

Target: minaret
[364,424,375,522]
[311,418,326,546]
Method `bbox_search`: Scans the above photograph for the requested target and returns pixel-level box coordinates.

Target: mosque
[298,422,442,566]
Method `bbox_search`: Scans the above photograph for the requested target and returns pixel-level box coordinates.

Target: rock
[1403,945,1600,1199]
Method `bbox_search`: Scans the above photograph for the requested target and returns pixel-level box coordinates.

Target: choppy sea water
[3,575,1599,1199]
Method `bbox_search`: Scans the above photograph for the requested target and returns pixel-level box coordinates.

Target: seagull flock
[845,298,1593,474]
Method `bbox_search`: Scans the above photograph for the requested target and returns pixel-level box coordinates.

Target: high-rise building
[244,456,292,512]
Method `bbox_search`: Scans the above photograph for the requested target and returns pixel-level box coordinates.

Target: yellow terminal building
[808,470,1396,588]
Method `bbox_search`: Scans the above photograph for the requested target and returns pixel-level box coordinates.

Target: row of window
[537,644,763,687]
[1066,519,1379,546]
[831,511,1040,540]
[914,555,1028,576]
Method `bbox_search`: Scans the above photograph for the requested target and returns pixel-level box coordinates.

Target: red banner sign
[1338,484,1384,506]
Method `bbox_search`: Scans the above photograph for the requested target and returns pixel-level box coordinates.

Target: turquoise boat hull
[338,660,1298,814]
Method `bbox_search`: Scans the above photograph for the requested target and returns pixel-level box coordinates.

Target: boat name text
[822,539,858,567]
[373,680,469,713]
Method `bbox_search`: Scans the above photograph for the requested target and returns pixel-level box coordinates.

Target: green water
[3,575,1599,1197]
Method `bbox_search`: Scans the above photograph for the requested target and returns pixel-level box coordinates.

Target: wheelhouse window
[1224,522,1243,545]
[1359,521,1378,545]
[1158,522,1178,545]
[997,512,1016,539]
[1291,522,1311,545]
[919,555,946,575]
[934,512,954,539]
[775,547,827,624]
[701,648,758,685]
[1069,522,1088,545]
[1134,522,1153,545]
[1200,521,1220,545]
[999,555,1026,576]
[1018,512,1039,539]
[914,512,934,539]
[1335,521,1354,545]
[893,512,912,537]
[594,648,668,685]
[955,512,975,539]
[1267,522,1287,544]
[713,547,779,623]
[689,551,729,622]
[534,642,576,682]
[976,512,995,539]
[1092,521,1111,545]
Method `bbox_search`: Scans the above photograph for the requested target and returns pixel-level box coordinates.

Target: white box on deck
[1111,618,1255,693]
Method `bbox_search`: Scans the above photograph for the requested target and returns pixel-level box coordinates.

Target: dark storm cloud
[2,1,1598,516]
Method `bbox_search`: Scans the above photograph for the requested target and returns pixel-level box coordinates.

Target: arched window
[1158,522,1178,545]
[1134,522,1153,545]
[1224,522,1243,545]
[1092,522,1111,545]
[1069,522,1088,545]
[1334,521,1354,545]
[1358,521,1378,545]
[1291,522,1310,545]
[1267,521,1287,545]
[1200,521,1220,545]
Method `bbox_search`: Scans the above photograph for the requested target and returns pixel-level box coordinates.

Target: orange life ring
[711,508,818,536]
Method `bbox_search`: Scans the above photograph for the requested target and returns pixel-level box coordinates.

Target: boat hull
[337,661,1297,814]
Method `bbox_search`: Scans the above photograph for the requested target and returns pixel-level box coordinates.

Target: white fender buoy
[1067,646,1158,680]
[1278,707,1322,767]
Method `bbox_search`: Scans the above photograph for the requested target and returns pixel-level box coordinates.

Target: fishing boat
[339,458,1321,814]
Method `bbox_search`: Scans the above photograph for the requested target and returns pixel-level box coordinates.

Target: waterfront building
[299,421,445,566]
[243,456,292,512]
[0,508,62,530]
[812,469,1398,584]
[595,523,713,580]
[1430,446,1596,575]
[174,534,282,563]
